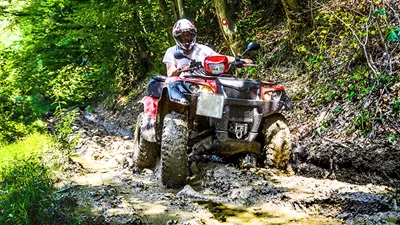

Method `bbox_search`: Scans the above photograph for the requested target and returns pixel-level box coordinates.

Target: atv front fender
[156,82,191,143]
[162,82,189,106]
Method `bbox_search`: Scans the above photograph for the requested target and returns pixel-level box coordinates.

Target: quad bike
[133,42,293,187]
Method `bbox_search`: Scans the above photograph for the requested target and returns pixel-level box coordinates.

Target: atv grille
[229,106,254,120]
[223,86,258,99]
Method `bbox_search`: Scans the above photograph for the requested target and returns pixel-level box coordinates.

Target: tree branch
[316,1,378,75]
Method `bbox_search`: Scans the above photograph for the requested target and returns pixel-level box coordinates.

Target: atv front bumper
[202,95,291,155]
[213,96,291,138]
[188,92,291,140]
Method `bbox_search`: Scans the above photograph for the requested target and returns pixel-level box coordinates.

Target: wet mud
[52,109,400,225]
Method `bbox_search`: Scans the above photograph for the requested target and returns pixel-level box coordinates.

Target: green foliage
[236,8,266,45]
[353,110,372,135]
[386,27,400,43]
[0,0,175,142]
[288,0,400,138]
[310,67,373,105]
[0,157,56,225]
[0,62,49,143]
[53,108,78,150]
[0,0,398,142]
[235,0,285,44]
[389,135,397,142]
[293,1,399,79]
[0,133,53,168]
[375,9,386,15]
[393,98,400,113]
[0,133,79,225]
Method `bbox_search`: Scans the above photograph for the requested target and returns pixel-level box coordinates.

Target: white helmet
[172,19,197,51]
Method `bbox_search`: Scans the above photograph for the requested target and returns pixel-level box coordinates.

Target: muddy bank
[86,84,147,138]
[291,138,400,188]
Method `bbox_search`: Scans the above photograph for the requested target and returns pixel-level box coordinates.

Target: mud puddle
[197,201,341,225]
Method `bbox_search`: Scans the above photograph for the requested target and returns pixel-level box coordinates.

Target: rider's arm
[204,45,252,64]
[166,63,181,77]
[225,56,253,64]
[163,47,183,77]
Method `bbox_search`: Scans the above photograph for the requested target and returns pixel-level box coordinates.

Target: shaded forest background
[0,0,399,148]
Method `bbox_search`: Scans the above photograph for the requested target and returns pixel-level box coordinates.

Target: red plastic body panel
[143,75,286,118]
[204,55,229,75]
[142,96,159,118]
[260,85,285,100]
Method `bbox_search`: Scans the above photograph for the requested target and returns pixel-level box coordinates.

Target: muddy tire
[161,112,189,187]
[133,113,159,169]
[262,113,291,169]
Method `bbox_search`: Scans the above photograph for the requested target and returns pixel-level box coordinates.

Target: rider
[162,19,253,77]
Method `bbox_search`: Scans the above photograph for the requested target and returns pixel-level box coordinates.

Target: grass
[0,133,59,225]
[0,132,53,170]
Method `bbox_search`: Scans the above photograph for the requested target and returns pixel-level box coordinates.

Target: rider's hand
[242,58,253,65]
[177,64,190,73]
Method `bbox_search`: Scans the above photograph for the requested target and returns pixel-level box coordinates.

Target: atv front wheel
[262,113,291,169]
[133,113,159,169]
[161,112,189,187]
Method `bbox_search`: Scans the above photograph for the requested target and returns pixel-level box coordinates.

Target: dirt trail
[54,111,400,225]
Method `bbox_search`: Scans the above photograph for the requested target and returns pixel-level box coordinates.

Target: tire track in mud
[54,111,400,225]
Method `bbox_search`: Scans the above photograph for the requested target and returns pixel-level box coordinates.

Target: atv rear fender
[139,97,158,143]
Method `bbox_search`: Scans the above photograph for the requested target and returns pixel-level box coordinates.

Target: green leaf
[389,135,397,141]
[386,28,400,43]
[246,66,255,73]
[376,10,386,15]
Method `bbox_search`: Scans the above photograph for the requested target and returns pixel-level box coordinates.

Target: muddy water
[53,112,400,225]
[197,201,341,225]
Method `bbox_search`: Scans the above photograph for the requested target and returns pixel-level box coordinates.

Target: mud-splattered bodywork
[141,75,292,156]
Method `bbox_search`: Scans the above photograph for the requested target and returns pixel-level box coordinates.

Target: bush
[0,158,56,225]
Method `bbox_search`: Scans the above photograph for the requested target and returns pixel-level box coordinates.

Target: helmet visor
[176,31,196,44]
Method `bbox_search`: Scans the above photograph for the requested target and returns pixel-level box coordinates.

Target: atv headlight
[184,82,213,94]
[263,91,278,101]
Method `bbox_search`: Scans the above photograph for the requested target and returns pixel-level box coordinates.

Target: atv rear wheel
[161,112,189,187]
[262,113,291,169]
[133,113,159,169]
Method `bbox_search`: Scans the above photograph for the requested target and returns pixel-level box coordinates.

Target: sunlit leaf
[375,9,386,15]
[386,28,400,43]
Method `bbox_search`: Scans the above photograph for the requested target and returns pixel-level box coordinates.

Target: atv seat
[147,76,166,98]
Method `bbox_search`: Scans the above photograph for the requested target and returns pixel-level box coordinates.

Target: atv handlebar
[176,61,202,73]
[173,42,260,75]
[230,60,246,68]
[177,60,257,74]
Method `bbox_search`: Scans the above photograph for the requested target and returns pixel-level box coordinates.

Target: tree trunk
[214,0,239,55]
[173,0,185,20]
[281,0,310,39]
[127,0,152,73]
[158,0,174,45]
